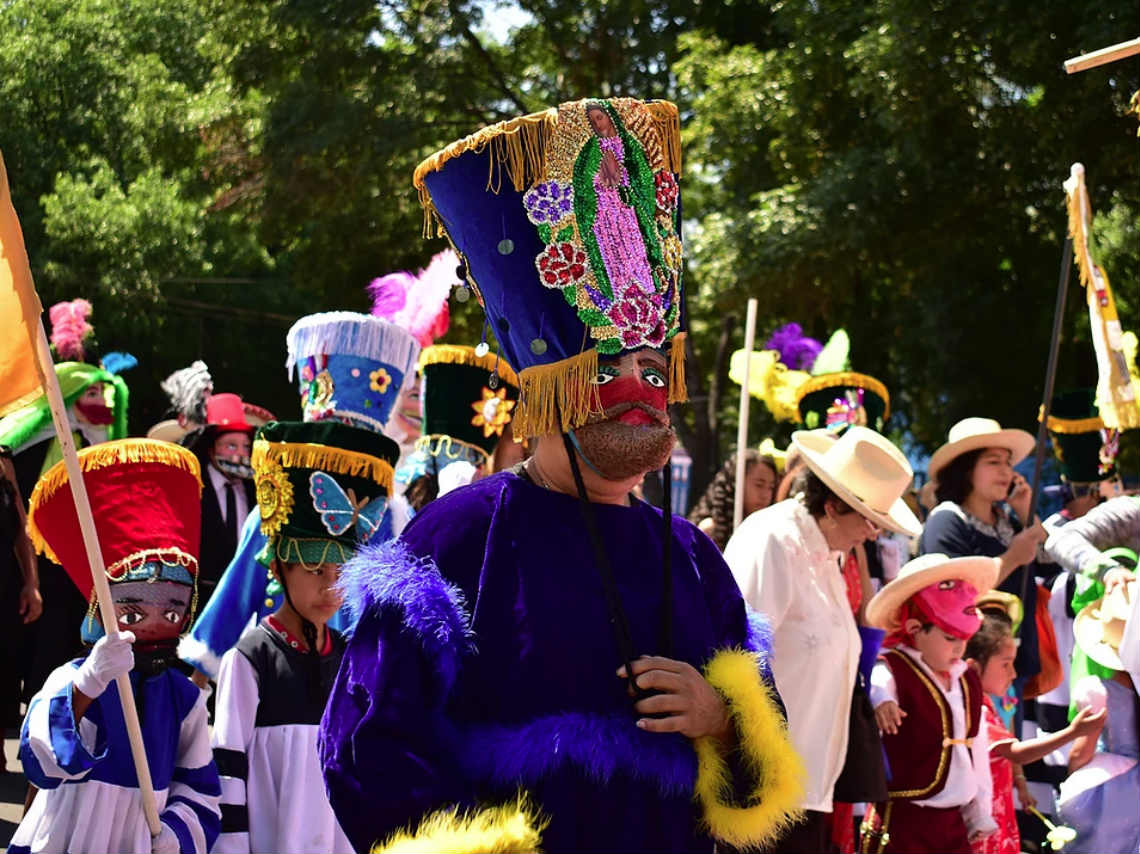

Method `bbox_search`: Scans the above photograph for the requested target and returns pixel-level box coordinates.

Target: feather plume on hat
[763,323,822,372]
[161,361,214,423]
[368,250,455,349]
[48,299,94,362]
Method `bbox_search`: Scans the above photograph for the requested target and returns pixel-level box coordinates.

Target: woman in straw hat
[920,418,1046,687]
[1056,576,1140,854]
[725,426,920,852]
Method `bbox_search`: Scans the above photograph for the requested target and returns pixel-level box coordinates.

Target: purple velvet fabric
[319,471,774,853]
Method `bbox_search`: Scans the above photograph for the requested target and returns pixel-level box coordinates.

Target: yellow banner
[1064,163,1139,430]
[0,151,45,418]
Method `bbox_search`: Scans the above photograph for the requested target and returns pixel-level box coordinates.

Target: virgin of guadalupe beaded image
[523,97,683,355]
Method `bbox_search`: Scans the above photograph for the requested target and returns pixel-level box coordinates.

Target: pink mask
[912,579,982,640]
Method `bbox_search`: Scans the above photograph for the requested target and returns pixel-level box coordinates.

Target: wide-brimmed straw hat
[791,426,920,536]
[928,418,1035,482]
[866,553,999,635]
[1074,579,1135,672]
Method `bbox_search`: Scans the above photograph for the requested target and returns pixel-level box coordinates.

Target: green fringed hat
[795,372,890,434]
[412,97,688,439]
[252,421,400,566]
[416,345,520,467]
[1043,388,1116,484]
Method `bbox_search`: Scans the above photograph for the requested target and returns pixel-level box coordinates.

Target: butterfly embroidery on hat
[523,98,682,354]
[309,472,388,542]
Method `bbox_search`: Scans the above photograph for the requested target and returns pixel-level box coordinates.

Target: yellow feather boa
[695,648,807,849]
[374,797,546,854]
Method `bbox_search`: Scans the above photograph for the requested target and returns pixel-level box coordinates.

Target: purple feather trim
[336,539,474,683]
[452,712,697,797]
[763,322,823,371]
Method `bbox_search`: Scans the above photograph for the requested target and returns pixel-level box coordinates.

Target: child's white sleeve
[159,689,222,854]
[869,659,898,709]
[211,649,260,854]
[18,664,106,788]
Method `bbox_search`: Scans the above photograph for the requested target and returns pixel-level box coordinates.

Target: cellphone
[1008,478,1019,498]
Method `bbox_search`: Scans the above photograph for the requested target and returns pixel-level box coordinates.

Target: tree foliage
[0,0,1135,499]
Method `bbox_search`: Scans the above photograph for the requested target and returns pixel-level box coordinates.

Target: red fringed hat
[27,440,203,601]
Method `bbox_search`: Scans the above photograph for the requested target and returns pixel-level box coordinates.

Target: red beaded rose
[654,171,679,214]
[537,242,588,287]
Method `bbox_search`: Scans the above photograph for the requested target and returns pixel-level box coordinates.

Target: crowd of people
[0,96,1136,854]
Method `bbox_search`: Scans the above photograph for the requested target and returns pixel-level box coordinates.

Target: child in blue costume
[11,440,220,854]
[319,97,806,853]
[177,311,419,681]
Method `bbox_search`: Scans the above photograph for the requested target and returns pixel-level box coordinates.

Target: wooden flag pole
[30,321,162,836]
[733,298,759,531]
[1064,37,1140,74]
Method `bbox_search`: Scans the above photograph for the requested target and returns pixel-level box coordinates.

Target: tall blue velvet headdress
[413,97,687,439]
[286,312,421,434]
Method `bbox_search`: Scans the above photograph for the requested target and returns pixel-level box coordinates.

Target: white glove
[152,821,181,854]
[73,631,135,699]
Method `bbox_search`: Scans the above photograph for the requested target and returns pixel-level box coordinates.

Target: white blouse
[724,498,861,812]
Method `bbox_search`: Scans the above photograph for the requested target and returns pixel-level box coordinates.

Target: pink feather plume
[368,250,455,348]
[48,299,94,362]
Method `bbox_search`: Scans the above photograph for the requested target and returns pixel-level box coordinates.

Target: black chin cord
[560,433,675,705]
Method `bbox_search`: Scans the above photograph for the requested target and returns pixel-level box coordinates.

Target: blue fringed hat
[413,97,688,439]
[286,312,421,434]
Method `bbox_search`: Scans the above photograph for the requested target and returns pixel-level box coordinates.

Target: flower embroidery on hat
[524,98,682,355]
[471,386,515,438]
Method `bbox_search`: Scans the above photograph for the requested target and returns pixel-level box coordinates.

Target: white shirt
[869,645,994,831]
[724,498,861,811]
[209,463,249,529]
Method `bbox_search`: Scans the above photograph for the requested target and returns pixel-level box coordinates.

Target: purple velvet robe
[319,470,775,853]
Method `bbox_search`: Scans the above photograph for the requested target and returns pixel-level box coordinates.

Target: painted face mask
[110,580,191,647]
[911,578,982,641]
[212,431,253,480]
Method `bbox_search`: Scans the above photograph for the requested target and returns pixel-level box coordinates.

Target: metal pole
[1018,237,1073,632]
[733,299,759,530]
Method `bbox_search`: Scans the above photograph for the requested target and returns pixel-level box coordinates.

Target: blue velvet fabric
[320,470,774,853]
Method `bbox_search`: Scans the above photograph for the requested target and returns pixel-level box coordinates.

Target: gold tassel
[511,349,603,440]
[1039,409,1105,434]
[668,331,689,405]
[1066,181,1093,292]
[252,441,395,492]
[419,345,519,387]
[646,101,683,175]
[414,108,559,234]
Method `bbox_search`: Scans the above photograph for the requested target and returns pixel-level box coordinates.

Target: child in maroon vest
[860,554,1001,854]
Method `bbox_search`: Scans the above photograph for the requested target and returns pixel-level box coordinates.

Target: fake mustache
[599,401,670,427]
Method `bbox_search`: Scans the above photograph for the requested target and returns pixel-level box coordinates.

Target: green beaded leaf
[555,225,574,243]
[577,308,610,326]
[562,286,577,306]
[536,223,552,243]
[596,337,623,355]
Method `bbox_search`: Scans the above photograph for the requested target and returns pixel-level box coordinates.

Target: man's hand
[618,656,731,740]
[875,700,907,735]
[1103,567,1133,596]
[18,583,43,623]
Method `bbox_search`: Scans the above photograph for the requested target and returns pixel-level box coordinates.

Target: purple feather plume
[763,322,823,371]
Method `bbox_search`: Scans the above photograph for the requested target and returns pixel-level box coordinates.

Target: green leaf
[555,225,574,242]
[577,308,610,326]
[537,224,552,243]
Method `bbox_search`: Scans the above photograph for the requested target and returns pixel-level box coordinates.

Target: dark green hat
[417,346,520,466]
[795,372,890,434]
[1043,389,1115,484]
[252,421,399,566]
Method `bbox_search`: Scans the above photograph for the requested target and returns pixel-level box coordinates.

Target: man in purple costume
[319,97,805,853]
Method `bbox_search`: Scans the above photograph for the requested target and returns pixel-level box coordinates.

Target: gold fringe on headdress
[510,332,689,440]
[252,440,395,493]
[1039,408,1105,434]
[418,345,520,388]
[27,440,203,561]
[793,372,891,420]
[412,100,682,236]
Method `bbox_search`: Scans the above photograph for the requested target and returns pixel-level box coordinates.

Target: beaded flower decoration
[522,98,682,355]
[256,458,295,539]
[825,388,869,433]
[471,386,516,438]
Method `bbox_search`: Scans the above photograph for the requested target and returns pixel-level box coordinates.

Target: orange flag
[0,150,45,418]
